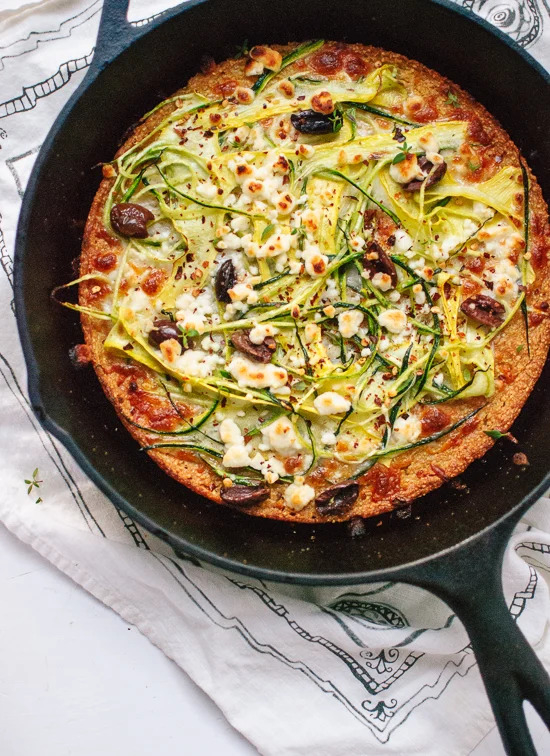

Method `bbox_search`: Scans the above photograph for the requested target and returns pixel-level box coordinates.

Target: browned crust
[79,42,550,523]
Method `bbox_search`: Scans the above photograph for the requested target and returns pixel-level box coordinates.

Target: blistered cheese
[313,392,351,416]
[229,355,288,389]
[372,272,393,291]
[378,309,407,334]
[338,310,364,338]
[261,416,301,456]
[392,414,422,445]
[159,338,182,363]
[302,243,328,277]
[283,483,315,511]
[389,154,424,184]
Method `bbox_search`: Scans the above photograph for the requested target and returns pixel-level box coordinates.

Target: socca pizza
[69,41,550,522]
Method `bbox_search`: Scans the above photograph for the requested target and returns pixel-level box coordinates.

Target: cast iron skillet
[14,0,550,752]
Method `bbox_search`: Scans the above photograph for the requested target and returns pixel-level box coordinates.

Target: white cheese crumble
[389,154,424,184]
[392,414,422,445]
[174,349,221,378]
[228,282,258,304]
[196,181,218,199]
[249,453,286,484]
[371,272,393,291]
[228,355,288,389]
[249,323,279,344]
[261,416,301,456]
[338,310,364,338]
[378,309,407,334]
[222,445,251,468]
[284,483,315,511]
[175,289,215,333]
[313,392,351,416]
[219,418,243,446]
[302,243,328,276]
[393,229,413,254]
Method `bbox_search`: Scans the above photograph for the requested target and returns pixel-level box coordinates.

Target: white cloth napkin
[1,2,550,754]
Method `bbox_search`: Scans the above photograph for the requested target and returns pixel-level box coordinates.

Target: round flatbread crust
[79,42,550,522]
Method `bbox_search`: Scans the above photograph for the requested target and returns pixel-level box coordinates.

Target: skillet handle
[92,0,187,69]
[402,515,550,756]
[92,0,137,70]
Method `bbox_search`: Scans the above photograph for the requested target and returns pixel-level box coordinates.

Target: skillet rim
[14,0,550,584]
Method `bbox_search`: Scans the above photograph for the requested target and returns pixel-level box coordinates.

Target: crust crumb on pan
[76,41,550,523]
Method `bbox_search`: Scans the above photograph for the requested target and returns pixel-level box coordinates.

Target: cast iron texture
[13,1,550,753]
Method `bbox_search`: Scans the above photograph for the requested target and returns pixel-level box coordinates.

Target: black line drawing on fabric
[0,3,171,119]
[0,217,13,311]
[0,51,94,119]
[115,507,150,549]
[516,540,550,556]
[328,595,409,628]
[458,0,544,46]
[362,698,397,721]
[509,564,538,620]
[0,350,105,535]
[6,146,41,197]
[152,554,479,741]
[0,1,101,62]
[361,648,400,674]
[132,11,168,27]
[368,650,426,694]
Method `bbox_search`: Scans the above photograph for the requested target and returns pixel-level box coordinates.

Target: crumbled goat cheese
[284,483,315,511]
[338,310,364,338]
[313,392,351,416]
[222,445,252,468]
[378,309,407,334]
[229,355,288,389]
[219,418,244,446]
[302,243,328,276]
[372,272,393,291]
[261,416,301,456]
[249,323,279,344]
[392,414,422,445]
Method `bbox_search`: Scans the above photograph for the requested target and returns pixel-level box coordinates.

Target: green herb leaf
[392,152,407,164]
[445,92,460,107]
[261,223,275,242]
[24,468,42,499]
[484,429,519,443]
[329,108,344,133]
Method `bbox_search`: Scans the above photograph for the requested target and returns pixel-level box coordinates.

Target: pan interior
[16,0,550,580]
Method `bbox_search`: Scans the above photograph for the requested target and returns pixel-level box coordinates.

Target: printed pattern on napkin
[1,2,549,754]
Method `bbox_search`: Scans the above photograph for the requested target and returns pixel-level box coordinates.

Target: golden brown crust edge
[79,42,550,523]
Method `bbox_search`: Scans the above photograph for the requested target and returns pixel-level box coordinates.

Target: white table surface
[1,521,548,756]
